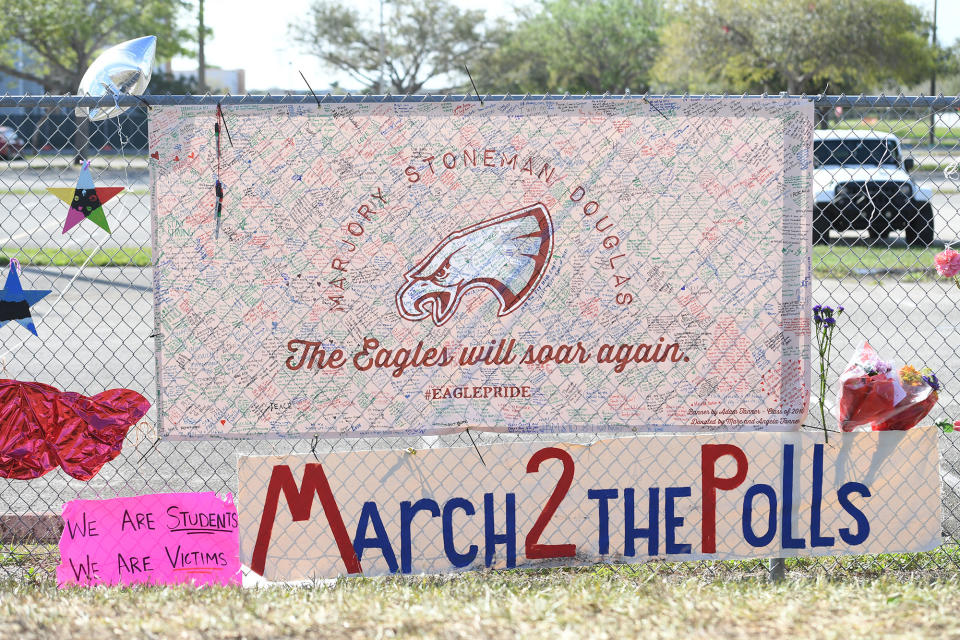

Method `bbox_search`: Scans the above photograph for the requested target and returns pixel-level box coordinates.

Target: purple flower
[923,374,941,392]
[824,317,835,326]
[822,305,834,316]
[837,305,844,313]
[813,304,822,313]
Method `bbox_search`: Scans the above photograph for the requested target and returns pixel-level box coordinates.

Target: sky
[171,0,527,91]
[171,0,960,93]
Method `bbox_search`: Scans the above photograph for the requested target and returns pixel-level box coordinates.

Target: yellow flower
[900,365,923,385]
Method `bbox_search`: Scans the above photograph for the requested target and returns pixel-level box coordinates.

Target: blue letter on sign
[353,501,399,573]
[664,487,692,554]
[587,489,618,555]
[484,493,516,568]
[838,482,871,545]
[780,444,806,549]
[400,498,441,573]
[624,488,659,557]
[442,498,478,568]
[810,444,835,548]
[742,484,777,547]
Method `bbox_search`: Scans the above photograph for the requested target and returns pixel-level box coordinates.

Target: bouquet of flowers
[835,341,939,431]
[871,365,939,431]
[835,341,905,432]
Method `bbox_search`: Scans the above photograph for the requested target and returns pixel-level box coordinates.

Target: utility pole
[378,0,385,94]
[198,0,207,93]
[929,0,937,147]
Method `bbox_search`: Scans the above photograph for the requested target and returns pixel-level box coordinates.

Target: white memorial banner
[239,428,940,581]
[150,98,812,438]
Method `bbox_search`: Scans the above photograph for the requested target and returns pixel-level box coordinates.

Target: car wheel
[813,205,831,245]
[905,203,934,247]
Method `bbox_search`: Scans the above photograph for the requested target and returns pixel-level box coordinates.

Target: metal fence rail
[0,93,959,580]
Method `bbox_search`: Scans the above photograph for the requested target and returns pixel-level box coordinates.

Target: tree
[147,70,205,95]
[291,0,498,94]
[476,0,663,95]
[653,0,938,95]
[0,0,193,94]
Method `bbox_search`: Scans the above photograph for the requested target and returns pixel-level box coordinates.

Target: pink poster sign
[56,492,240,588]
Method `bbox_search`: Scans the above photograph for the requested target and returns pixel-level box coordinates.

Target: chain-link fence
[0,93,958,581]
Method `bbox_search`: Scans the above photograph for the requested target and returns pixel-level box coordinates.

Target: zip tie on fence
[100,82,151,111]
[464,64,483,106]
[299,70,322,108]
[466,428,486,467]
[137,437,161,463]
[216,102,233,147]
[643,95,668,119]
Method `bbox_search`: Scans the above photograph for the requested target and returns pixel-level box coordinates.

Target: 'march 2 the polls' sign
[149,98,812,438]
[239,429,940,581]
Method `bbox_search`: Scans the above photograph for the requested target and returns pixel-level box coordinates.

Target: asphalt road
[0,165,150,251]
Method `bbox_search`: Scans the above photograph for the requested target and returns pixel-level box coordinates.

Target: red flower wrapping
[837,374,898,432]
[871,389,937,431]
[0,379,150,481]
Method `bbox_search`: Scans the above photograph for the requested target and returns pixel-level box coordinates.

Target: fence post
[768,557,785,582]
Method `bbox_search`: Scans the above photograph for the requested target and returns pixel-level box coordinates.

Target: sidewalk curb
[0,513,62,544]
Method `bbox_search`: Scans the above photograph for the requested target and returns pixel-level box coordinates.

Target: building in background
[170,67,246,94]
[0,41,45,96]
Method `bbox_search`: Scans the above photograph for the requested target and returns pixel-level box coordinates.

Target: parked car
[0,126,25,160]
[813,129,933,245]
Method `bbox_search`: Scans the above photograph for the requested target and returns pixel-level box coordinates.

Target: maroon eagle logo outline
[396,203,554,326]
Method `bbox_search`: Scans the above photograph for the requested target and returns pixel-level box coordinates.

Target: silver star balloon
[75,36,157,121]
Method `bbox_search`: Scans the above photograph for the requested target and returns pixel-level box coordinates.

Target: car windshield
[814,138,901,167]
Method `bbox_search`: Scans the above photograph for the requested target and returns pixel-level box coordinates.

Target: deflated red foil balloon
[0,380,149,481]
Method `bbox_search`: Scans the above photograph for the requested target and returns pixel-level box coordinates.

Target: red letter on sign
[250,463,362,576]
[701,444,748,554]
[525,447,576,560]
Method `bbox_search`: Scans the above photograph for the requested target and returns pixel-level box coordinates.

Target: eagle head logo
[396,203,554,326]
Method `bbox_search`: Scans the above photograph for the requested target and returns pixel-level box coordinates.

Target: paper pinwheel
[0,263,50,336]
[0,380,150,481]
[48,163,124,234]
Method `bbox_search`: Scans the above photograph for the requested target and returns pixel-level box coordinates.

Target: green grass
[916,162,960,176]
[1,569,959,639]
[830,119,960,145]
[2,546,959,638]
[0,248,152,268]
[813,244,943,281]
